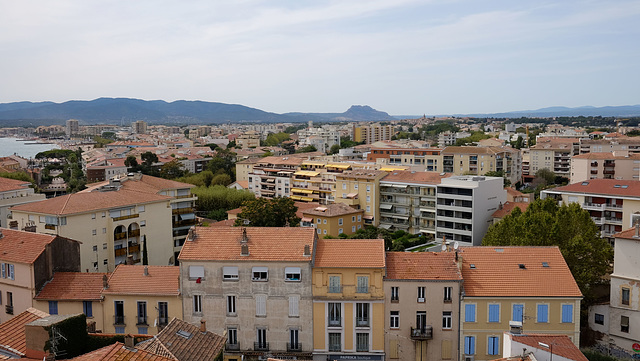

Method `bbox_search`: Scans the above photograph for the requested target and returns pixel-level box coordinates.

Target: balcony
[158,317,169,327]
[225,343,240,352]
[172,207,194,215]
[591,217,604,225]
[254,342,269,351]
[583,202,605,211]
[287,343,303,352]
[175,193,194,199]
[113,213,139,221]
[410,326,433,340]
[114,244,140,257]
[114,229,140,240]
[114,315,125,325]
[328,286,343,293]
[173,219,197,228]
[605,203,622,210]
[604,217,623,225]
[136,316,148,325]
[356,286,370,294]
[45,224,56,230]
[328,317,342,327]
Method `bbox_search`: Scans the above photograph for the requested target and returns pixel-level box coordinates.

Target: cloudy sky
[1,0,639,115]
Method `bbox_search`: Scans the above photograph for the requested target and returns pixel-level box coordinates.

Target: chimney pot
[144,266,149,276]
[124,334,135,348]
[103,274,109,289]
[200,320,206,333]
[304,244,311,256]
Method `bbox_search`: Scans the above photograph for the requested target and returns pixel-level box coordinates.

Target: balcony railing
[173,219,197,228]
[328,286,343,293]
[137,316,147,325]
[356,317,370,327]
[114,315,125,325]
[225,343,240,351]
[328,317,342,327]
[410,326,433,340]
[254,342,269,351]
[113,213,139,221]
[114,244,140,257]
[5,305,13,315]
[158,317,169,326]
[172,208,194,215]
[287,343,303,352]
[45,224,56,230]
[175,193,193,199]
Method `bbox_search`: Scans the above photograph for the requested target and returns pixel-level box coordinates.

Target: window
[444,287,452,302]
[537,304,549,323]
[488,304,500,323]
[92,229,97,236]
[114,300,124,324]
[227,295,236,315]
[621,315,629,333]
[92,213,96,219]
[328,303,341,326]
[115,326,125,334]
[354,184,358,190]
[329,333,341,351]
[252,267,268,281]
[83,301,93,317]
[228,328,238,345]
[357,276,369,293]
[594,313,604,325]
[329,275,341,293]
[390,311,399,328]
[193,295,202,314]
[0,263,4,278]
[417,287,425,302]
[391,286,399,302]
[158,302,168,325]
[140,221,146,227]
[356,303,370,327]
[488,336,500,355]
[317,228,321,235]
[356,333,369,352]
[138,327,148,334]
[367,185,371,192]
[49,301,58,315]
[324,229,327,234]
[317,218,322,224]
[189,265,205,280]
[139,205,145,212]
[512,304,524,322]
[256,328,267,350]
[102,228,107,234]
[358,215,361,222]
[366,195,371,202]
[464,336,475,355]
[366,206,371,212]
[342,183,347,190]
[323,219,327,224]
[137,301,147,324]
[223,266,239,280]
[443,311,452,329]
[465,304,476,322]
[562,304,573,323]
[352,216,356,222]
[622,287,630,305]
[338,228,344,234]
[289,328,300,350]
[92,245,98,252]
[5,264,14,280]
[102,212,106,218]
[352,226,356,232]
[338,218,343,226]
[289,295,299,317]
[256,294,266,316]
[285,267,301,281]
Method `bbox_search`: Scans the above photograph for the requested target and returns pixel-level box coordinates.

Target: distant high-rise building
[66,119,79,137]
[132,120,148,134]
[352,124,394,144]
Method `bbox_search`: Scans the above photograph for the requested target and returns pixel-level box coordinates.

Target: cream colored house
[441,146,522,185]
[0,228,80,323]
[302,203,364,238]
[0,177,45,229]
[334,170,387,227]
[570,151,640,183]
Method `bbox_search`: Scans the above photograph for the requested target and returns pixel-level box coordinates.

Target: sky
[1,0,639,115]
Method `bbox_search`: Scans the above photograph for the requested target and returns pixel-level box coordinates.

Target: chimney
[124,334,135,348]
[144,266,149,276]
[241,244,249,256]
[126,255,134,265]
[304,244,311,257]
[200,320,207,333]
[103,274,109,289]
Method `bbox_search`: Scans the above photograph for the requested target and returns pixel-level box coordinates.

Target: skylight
[542,262,549,268]
[581,182,589,186]
[177,330,193,339]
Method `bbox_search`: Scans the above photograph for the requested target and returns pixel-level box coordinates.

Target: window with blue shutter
[464,336,475,355]
[562,304,573,323]
[49,301,58,315]
[512,304,524,322]
[488,336,499,355]
[488,304,500,322]
[83,301,93,317]
[465,304,476,322]
[537,304,548,323]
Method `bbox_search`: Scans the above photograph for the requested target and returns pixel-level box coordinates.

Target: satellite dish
[441,244,446,252]
[454,241,459,250]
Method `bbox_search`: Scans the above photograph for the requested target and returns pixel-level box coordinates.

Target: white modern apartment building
[0,177,46,228]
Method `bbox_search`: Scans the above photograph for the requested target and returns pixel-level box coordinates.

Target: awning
[363,215,374,220]
[380,166,407,172]
[292,188,313,194]
[301,217,313,222]
[380,204,393,210]
[294,170,320,177]
[302,161,326,166]
[299,196,314,202]
[380,224,393,229]
[290,195,303,200]
[390,215,409,220]
[392,184,408,188]
[327,164,351,169]
[180,213,196,220]
[346,193,358,199]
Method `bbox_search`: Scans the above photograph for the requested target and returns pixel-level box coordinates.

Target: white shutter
[189,265,205,279]
[256,295,266,316]
[1,263,5,278]
[289,295,299,317]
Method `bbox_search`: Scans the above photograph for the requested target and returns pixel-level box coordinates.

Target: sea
[0,137,59,158]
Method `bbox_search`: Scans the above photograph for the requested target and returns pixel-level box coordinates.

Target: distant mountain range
[0,98,637,127]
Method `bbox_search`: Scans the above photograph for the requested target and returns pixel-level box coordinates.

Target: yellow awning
[290,195,303,200]
[294,170,320,177]
[299,196,314,202]
[292,188,313,194]
[327,164,351,169]
[302,161,326,166]
[380,166,408,172]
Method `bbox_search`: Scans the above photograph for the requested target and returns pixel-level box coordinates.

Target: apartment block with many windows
[179,227,316,361]
[570,151,640,183]
[441,146,522,186]
[334,170,387,227]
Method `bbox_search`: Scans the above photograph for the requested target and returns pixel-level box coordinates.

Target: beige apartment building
[334,170,387,227]
[353,124,394,144]
[301,203,364,237]
[579,138,640,154]
[570,151,640,183]
[0,228,80,323]
[237,130,261,148]
[384,252,462,361]
[528,138,580,178]
[10,174,195,272]
[441,146,522,185]
[248,156,303,199]
[0,176,46,228]
[179,227,316,361]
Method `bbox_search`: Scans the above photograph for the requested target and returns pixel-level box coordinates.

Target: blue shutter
[537,304,548,323]
[562,304,573,323]
[465,304,476,322]
[49,301,58,315]
[488,336,499,355]
[489,304,499,322]
[465,336,476,355]
[512,304,523,322]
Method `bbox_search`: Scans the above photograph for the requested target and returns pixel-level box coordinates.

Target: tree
[159,160,186,179]
[535,168,556,185]
[296,145,317,153]
[124,155,139,170]
[141,152,159,167]
[484,170,511,187]
[329,144,341,155]
[235,197,300,227]
[482,197,613,303]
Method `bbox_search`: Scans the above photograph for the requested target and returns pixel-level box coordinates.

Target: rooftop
[459,246,582,298]
[0,176,32,193]
[548,179,640,198]
[302,203,364,217]
[35,272,106,301]
[69,342,174,361]
[511,334,588,361]
[0,308,49,356]
[103,265,180,296]
[314,238,385,268]
[0,228,62,264]
[381,170,450,184]
[337,169,388,180]
[385,252,461,281]
[492,202,529,219]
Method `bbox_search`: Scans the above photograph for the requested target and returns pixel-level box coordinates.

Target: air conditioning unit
[465,356,474,361]
[417,298,425,303]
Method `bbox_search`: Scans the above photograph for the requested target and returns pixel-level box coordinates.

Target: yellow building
[302,203,364,238]
[312,238,386,361]
[102,264,182,335]
[458,247,582,361]
[353,124,394,144]
[334,170,387,227]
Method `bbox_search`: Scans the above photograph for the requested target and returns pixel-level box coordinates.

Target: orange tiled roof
[511,334,587,361]
[613,227,640,239]
[385,252,461,280]
[0,228,60,264]
[69,342,174,361]
[102,265,180,296]
[337,170,387,180]
[85,174,194,194]
[491,202,529,218]
[314,239,385,268]
[35,272,106,300]
[381,170,451,184]
[0,308,49,356]
[178,227,316,262]
[572,152,640,160]
[549,179,640,198]
[0,177,32,193]
[209,219,235,227]
[459,246,582,297]
[10,189,169,215]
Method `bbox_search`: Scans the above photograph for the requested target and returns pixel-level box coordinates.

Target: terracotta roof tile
[385,252,462,280]
[511,334,587,361]
[381,171,451,184]
[314,239,385,268]
[103,265,180,296]
[69,342,175,361]
[178,227,316,262]
[613,227,640,239]
[0,308,49,356]
[0,228,59,264]
[549,179,640,198]
[337,170,388,180]
[572,152,640,160]
[460,246,582,297]
[136,318,225,361]
[303,203,364,217]
[491,202,529,218]
[35,272,106,300]
[0,177,32,193]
